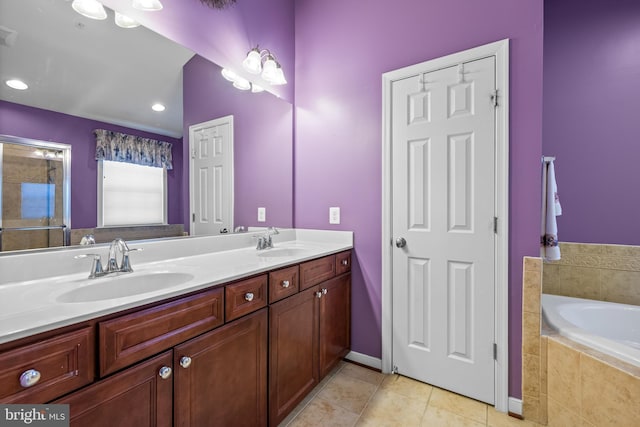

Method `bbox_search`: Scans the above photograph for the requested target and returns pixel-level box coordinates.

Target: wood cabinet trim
[99,288,223,377]
[0,327,94,404]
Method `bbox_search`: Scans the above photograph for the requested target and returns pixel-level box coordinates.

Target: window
[98,160,167,227]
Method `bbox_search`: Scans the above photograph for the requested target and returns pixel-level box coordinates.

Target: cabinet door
[174,308,267,427]
[54,351,173,427]
[319,274,351,379]
[269,286,319,426]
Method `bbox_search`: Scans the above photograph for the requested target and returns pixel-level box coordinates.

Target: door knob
[395,237,407,248]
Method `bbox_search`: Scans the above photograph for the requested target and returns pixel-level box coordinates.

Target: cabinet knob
[19,369,41,388]
[315,291,322,299]
[180,356,192,369]
[158,366,172,380]
[322,288,328,295]
[244,292,254,302]
[341,259,349,266]
[281,280,290,288]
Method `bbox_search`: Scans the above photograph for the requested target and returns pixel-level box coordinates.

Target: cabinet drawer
[99,287,223,377]
[0,327,94,403]
[225,275,267,322]
[335,251,352,275]
[300,255,336,290]
[269,266,299,303]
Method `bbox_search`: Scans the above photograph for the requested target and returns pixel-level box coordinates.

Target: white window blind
[98,160,167,226]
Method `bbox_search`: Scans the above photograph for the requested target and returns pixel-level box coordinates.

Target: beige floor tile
[340,362,386,386]
[317,371,378,414]
[357,388,426,427]
[428,387,488,424]
[487,406,540,427]
[288,397,359,427]
[379,374,433,403]
[421,406,486,427]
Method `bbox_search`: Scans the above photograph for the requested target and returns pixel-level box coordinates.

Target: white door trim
[189,115,234,235]
[381,39,510,412]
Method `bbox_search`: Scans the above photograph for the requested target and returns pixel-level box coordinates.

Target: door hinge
[191,148,197,159]
[491,89,499,107]
[493,217,498,234]
[493,343,498,360]
[192,213,195,222]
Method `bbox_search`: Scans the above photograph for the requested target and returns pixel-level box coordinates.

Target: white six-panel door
[391,57,496,404]
[189,116,234,236]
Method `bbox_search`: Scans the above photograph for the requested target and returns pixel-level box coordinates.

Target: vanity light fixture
[220,68,263,93]
[6,79,28,90]
[132,0,164,12]
[115,12,140,28]
[242,46,287,86]
[151,103,166,112]
[71,0,108,20]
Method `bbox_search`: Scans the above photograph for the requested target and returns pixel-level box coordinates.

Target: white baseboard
[344,351,382,370]
[508,397,523,416]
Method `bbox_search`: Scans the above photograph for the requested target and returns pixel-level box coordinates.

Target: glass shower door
[0,136,71,251]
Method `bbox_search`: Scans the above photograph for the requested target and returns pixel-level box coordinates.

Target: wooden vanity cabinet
[54,351,173,427]
[319,273,351,378]
[174,308,267,427]
[269,286,320,426]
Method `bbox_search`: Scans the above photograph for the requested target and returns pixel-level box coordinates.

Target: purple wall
[182,55,293,230]
[294,0,543,398]
[102,0,295,103]
[0,100,183,228]
[543,0,640,245]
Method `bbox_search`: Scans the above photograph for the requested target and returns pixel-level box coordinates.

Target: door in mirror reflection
[189,116,234,236]
[0,137,70,251]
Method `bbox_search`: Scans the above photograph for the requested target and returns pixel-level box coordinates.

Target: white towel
[542,161,562,260]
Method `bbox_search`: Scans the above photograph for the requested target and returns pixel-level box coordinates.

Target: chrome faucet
[254,227,279,250]
[75,238,142,279]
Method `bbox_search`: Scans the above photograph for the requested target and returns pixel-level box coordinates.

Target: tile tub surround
[523,255,640,426]
[0,229,352,344]
[281,361,541,427]
[521,257,547,424]
[543,242,640,305]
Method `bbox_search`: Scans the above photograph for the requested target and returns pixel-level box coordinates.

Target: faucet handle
[75,254,104,279]
[121,247,143,273]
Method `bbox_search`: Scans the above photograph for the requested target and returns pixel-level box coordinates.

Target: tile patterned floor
[279,362,541,427]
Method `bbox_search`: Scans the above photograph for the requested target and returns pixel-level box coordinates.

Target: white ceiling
[0,0,194,138]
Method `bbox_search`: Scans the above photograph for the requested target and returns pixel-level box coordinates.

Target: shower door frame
[0,134,72,251]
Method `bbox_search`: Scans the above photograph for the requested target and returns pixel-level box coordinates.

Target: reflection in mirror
[0,0,293,253]
[543,0,640,244]
[0,135,71,251]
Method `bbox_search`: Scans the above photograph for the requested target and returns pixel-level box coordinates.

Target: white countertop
[0,229,353,345]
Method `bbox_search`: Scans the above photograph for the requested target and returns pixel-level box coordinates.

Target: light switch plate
[258,207,266,222]
[329,207,340,224]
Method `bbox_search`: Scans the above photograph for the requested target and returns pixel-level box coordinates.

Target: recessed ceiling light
[152,103,165,112]
[6,79,28,90]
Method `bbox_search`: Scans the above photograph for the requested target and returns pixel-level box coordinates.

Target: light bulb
[232,77,251,91]
[221,68,238,82]
[132,0,163,11]
[152,103,166,112]
[115,12,140,28]
[270,65,287,86]
[261,56,278,82]
[72,0,108,20]
[242,49,263,74]
[6,79,28,90]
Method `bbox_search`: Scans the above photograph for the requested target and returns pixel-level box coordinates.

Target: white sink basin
[57,272,194,303]
[257,248,308,258]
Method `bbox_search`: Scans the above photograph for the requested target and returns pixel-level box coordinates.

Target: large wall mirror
[0,0,293,252]
[543,0,640,245]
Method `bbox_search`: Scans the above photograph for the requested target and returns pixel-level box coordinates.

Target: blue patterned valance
[94,129,173,170]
